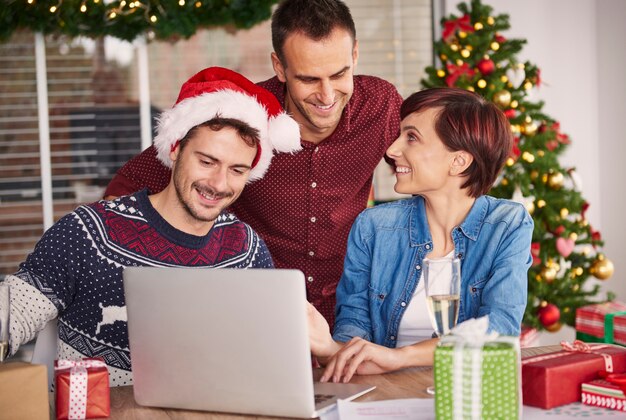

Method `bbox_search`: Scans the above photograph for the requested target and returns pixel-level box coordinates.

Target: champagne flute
[0,283,9,362]
[423,257,461,394]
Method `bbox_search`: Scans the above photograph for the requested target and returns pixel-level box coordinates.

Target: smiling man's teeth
[316,103,333,110]
[396,167,411,173]
[199,190,217,200]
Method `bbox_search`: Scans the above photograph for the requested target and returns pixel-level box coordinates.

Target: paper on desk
[330,398,435,420]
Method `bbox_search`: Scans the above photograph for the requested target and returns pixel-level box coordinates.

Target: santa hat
[154,67,301,181]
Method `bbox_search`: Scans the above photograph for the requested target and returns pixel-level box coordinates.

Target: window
[0,1,432,276]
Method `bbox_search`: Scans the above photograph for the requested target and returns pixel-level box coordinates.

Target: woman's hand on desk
[319,337,406,383]
[319,338,439,383]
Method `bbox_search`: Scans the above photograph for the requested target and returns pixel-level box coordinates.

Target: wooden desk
[105,345,561,419]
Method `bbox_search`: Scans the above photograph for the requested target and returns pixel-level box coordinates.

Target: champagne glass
[423,257,461,394]
[0,283,9,362]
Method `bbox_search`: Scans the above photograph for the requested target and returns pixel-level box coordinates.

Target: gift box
[55,358,110,420]
[522,340,626,409]
[520,325,539,348]
[0,362,50,420]
[582,379,626,411]
[434,317,521,420]
[575,301,626,344]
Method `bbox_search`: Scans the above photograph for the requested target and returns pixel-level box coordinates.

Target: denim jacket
[333,195,533,347]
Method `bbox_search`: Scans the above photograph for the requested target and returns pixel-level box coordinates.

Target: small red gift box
[582,379,626,411]
[575,301,626,343]
[522,340,626,409]
[55,357,110,420]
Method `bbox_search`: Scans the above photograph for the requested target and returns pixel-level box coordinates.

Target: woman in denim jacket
[309,87,534,383]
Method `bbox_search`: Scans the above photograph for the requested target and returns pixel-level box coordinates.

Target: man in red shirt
[105,0,403,328]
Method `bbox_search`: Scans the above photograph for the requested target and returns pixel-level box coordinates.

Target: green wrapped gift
[434,318,521,420]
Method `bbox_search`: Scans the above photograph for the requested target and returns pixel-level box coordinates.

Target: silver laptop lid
[124,267,318,418]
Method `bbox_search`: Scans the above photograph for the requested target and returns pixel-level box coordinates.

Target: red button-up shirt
[105,75,402,328]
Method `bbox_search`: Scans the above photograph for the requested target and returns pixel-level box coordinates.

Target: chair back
[31,318,58,390]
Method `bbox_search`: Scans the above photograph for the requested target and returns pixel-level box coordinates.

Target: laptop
[123,267,375,418]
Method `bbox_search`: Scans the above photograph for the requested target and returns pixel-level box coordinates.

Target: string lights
[2,0,279,42]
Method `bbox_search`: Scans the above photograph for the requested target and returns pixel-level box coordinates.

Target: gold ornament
[450,44,459,52]
[524,121,538,136]
[461,49,470,58]
[524,81,533,90]
[546,322,562,332]
[569,232,578,241]
[537,150,545,157]
[526,201,535,215]
[459,31,468,39]
[492,90,511,108]
[541,174,549,183]
[540,301,548,308]
[530,170,539,180]
[572,284,580,291]
[560,208,569,218]
[490,42,500,51]
[500,75,508,83]
[501,178,509,185]
[575,267,584,276]
[506,157,515,167]
[537,199,546,208]
[437,69,446,78]
[474,22,484,30]
[522,152,535,163]
[510,100,519,108]
[440,54,448,61]
[590,256,614,280]
[466,86,475,92]
[541,265,557,283]
[477,79,487,88]
[487,16,495,25]
[548,172,564,189]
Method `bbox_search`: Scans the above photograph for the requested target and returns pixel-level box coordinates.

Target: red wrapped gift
[582,379,626,411]
[520,325,538,348]
[522,340,626,409]
[575,301,626,342]
[614,314,626,346]
[55,358,110,420]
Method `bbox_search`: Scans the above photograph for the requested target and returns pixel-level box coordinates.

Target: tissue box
[55,358,110,420]
[435,341,520,419]
[582,378,626,411]
[522,342,626,409]
[575,301,626,344]
[0,362,50,420]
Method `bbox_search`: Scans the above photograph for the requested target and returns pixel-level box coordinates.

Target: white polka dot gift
[54,357,110,419]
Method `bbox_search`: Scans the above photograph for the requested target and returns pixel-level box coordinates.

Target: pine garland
[0,0,279,42]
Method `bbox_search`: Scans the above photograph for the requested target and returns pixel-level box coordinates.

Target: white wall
[443,0,626,344]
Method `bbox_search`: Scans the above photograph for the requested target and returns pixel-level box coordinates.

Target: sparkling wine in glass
[0,283,9,362]
[423,257,461,394]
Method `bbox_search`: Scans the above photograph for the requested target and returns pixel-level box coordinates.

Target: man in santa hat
[0,67,301,386]
[104,0,403,330]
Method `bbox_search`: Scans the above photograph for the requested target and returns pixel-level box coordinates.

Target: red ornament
[477,58,495,76]
[495,34,507,44]
[538,303,561,328]
[531,242,541,266]
[442,14,474,42]
[445,62,476,87]
[504,109,516,119]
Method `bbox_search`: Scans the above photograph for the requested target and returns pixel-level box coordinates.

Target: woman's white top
[395,250,455,347]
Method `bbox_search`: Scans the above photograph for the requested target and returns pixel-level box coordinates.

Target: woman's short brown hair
[400,87,512,197]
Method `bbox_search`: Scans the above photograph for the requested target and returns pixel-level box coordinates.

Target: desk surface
[104,345,561,419]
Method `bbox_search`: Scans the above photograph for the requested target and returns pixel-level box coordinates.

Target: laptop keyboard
[314,394,335,404]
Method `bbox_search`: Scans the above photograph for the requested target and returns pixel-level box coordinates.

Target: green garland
[0,0,279,42]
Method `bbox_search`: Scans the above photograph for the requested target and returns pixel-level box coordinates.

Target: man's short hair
[178,117,260,152]
[271,0,356,64]
[400,88,513,198]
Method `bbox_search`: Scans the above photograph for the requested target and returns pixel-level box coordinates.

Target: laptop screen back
[124,267,317,418]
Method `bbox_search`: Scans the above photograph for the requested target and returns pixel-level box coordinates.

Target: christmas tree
[422,0,614,332]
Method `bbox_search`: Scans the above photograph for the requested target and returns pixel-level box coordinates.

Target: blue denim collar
[409,195,488,246]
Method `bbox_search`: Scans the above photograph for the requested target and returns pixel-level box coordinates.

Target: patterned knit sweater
[5,189,273,386]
